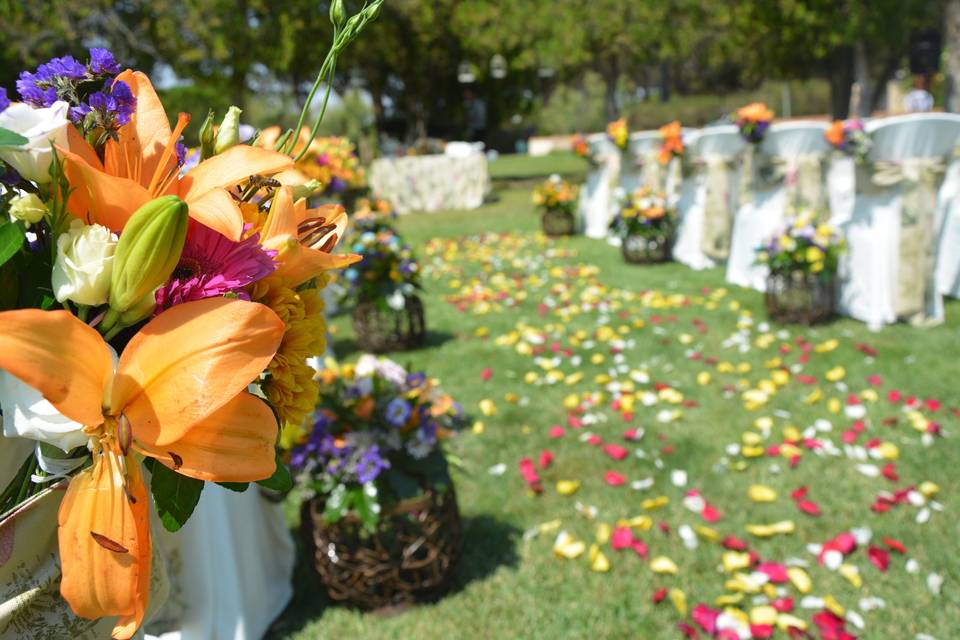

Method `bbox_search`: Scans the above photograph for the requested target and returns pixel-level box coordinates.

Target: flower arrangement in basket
[352,196,397,234]
[756,211,845,324]
[610,187,676,264]
[606,117,629,150]
[735,102,774,144]
[825,119,871,164]
[0,3,381,637]
[289,355,466,609]
[344,226,425,352]
[658,120,685,165]
[532,174,579,237]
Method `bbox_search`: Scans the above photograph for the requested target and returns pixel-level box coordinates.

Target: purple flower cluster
[737,119,770,144]
[15,48,135,135]
[0,88,9,113]
[290,414,392,485]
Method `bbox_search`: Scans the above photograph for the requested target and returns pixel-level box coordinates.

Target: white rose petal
[0,101,70,183]
[51,219,118,306]
[0,371,86,452]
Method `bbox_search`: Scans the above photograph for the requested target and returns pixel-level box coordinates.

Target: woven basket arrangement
[764,271,837,325]
[541,209,576,237]
[351,295,426,353]
[621,231,672,264]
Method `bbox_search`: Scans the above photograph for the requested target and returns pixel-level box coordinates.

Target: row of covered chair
[578,113,960,328]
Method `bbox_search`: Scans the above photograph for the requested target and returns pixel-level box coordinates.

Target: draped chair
[839,113,960,328]
[624,130,667,195]
[580,133,619,239]
[726,121,830,291]
[935,148,960,299]
[673,125,745,270]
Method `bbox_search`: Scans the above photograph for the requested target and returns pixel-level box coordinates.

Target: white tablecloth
[369,154,489,214]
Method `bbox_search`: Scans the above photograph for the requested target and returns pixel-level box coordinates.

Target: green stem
[77,305,90,322]
[0,454,33,515]
[294,60,338,163]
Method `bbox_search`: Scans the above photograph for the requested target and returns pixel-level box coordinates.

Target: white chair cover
[673,126,744,270]
[839,113,960,328]
[622,131,663,195]
[935,154,960,298]
[827,155,856,225]
[726,121,830,291]
[581,133,618,238]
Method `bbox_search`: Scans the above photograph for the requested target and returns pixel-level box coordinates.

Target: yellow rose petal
[556,480,581,496]
[589,544,611,572]
[748,484,777,503]
[787,567,812,594]
[650,555,678,574]
[669,588,687,615]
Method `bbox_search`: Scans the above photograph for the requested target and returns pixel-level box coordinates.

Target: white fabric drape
[936,155,960,298]
[581,134,618,238]
[369,153,489,214]
[726,122,830,291]
[673,126,744,270]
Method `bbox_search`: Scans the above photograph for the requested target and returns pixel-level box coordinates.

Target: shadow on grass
[332,329,456,360]
[265,513,520,639]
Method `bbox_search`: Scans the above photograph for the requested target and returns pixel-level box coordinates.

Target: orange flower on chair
[0,297,284,639]
[57,71,293,241]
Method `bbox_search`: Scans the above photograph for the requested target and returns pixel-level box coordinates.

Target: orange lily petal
[58,452,150,640]
[134,392,277,482]
[112,298,284,447]
[0,309,110,427]
[66,125,104,170]
[183,187,245,241]
[260,186,298,245]
[180,145,293,202]
[59,146,152,232]
[277,248,361,288]
[105,70,174,188]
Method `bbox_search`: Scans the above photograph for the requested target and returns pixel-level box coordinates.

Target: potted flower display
[757,212,845,324]
[658,120,684,165]
[290,355,466,609]
[344,226,425,352]
[825,119,871,163]
[610,187,677,264]
[532,174,579,237]
[735,102,774,144]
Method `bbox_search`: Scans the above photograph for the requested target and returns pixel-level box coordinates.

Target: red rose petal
[868,545,890,572]
[604,471,626,486]
[603,444,629,460]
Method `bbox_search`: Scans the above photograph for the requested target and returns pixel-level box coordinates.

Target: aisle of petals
[422,232,954,640]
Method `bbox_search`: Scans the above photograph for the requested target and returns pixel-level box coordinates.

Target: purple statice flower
[83,80,136,128]
[16,71,58,107]
[355,445,390,484]
[0,88,8,113]
[384,398,411,427]
[175,140,188,165]
[37,55,87,82]
[406,372,427,388]
[88,48,120,75]
[154,222,277,312]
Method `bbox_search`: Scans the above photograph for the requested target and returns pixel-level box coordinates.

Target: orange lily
[736,102,774,123]
[57,71,293,241]
[0,297,284,639]
[658,120,684,164]
[825,120,845,147]
[260,185,360,287]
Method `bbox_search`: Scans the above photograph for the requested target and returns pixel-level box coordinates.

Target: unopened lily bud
[198,110,216,160]
[9,192,46,224]
[214,106,242,155]
[109,195,188,313]
[330,0,346,28]
[117,290,157,326]
[291,179,324,200]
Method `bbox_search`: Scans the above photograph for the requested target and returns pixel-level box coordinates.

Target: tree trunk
[853,40,871,117]
[946,0,960,112]
[602,70,619,121]
[828,48,854,120]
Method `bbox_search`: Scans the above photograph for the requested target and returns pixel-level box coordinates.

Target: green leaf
[384,468,421,501]
[255,450,293,492]
[145,459,205,532]
[0,127,28,148]
[216,481,249,493]
[0,222,24,268]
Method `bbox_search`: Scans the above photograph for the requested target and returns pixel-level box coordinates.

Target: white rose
[0,101,70,184]
[0,370,87,452]
[354,354,378,378]
[51,219,118,306]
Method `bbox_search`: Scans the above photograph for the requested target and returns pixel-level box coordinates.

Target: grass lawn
[268,185,960,640]
[488,152,589,181]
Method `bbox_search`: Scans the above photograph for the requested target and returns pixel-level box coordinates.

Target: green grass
[488,152,588,181]
[268,186,960,640]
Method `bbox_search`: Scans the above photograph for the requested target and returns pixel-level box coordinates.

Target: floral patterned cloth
[369,154,489,214]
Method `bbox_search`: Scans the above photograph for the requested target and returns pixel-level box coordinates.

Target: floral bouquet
[343,227,421,311]
[352,196,397,234]
[825,119,871,164]
[611,187,676,239]
[532,174,578,214]
[658,120,684,164]
[606,117,629,150]
[258,130,364,197]
[571,134,599,167]
[735,102,774,144]
[756,211,845,278]
[288,355,466,530]
[0,2,381,637]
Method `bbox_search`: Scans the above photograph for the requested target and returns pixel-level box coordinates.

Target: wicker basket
[765,271,837,324]
[621,231,672,264]
[352,295,426,353]
[541,208,576,237]
[301,487,463,610]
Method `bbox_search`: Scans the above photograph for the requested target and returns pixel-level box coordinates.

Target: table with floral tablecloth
[369,153,489,214]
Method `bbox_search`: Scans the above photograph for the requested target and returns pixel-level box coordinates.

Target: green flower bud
[198,110,216,161]
[8,192,47,224]
[214,106,243,156]
[330,0,346,28]
[291,179,324,200]
[118,290,158,326]
[109,195,188,313]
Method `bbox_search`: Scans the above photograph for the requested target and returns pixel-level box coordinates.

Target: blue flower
[384,398,411,427]
[355,445,390,484]
[0,88,8,114]
[88,48,120,75]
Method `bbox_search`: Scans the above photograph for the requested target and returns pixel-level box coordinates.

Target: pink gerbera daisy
[155,221,276,312]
